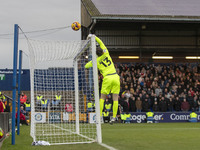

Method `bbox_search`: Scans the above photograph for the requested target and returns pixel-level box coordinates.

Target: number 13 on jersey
[99,56,112,67]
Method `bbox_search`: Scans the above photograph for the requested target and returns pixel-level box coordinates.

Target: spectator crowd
[101,63,200,113]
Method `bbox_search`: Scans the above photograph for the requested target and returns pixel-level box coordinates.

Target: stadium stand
[109,63,200,113]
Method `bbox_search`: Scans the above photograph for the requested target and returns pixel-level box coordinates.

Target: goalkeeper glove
[87,34,94,39]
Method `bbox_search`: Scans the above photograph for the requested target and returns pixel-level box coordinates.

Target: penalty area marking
[99,143,118,150]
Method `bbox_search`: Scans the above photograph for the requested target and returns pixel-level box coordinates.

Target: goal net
[27,36,102,145]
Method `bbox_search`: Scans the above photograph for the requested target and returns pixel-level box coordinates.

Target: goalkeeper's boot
[109,117,117,125]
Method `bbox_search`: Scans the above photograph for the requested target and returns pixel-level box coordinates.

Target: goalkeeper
[85,34,120,123]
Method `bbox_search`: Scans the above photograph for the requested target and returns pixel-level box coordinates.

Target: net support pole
[74,60,80,134]
[12,24,19,145]
[29,55,36,140]
[91,35,102,143]
[17,50,22,135]
[30,66,35,141]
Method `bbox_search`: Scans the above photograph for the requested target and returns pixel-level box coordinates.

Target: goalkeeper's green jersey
[85,36,116,77]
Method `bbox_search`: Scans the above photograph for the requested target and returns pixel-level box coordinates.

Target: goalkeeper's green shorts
[101,73,120,95]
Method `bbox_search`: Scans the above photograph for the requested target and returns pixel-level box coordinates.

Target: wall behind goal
[0,68,87,92]
[0,69,30,91]
[34,68,86,91]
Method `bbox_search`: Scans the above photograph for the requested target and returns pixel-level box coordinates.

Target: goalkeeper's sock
[100,99,105,117]
[113,100,118,118]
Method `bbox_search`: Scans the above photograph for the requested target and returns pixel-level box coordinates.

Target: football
[71,21,81,31]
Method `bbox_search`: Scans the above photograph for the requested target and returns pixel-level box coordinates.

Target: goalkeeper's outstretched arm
[85,34,108,69]
[95,36,108,52]
[87,34,108,53]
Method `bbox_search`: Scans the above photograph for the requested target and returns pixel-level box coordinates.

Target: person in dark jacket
[187,92,194,110]
[119,94,126,107]
[129,94,136,112]
[191,96,198,111]
[159,97,167,112]
[121,96,130,113]
[174,97,181,111]
[153,101,159,112]
[168,97,174,112]
[142,98,150,112]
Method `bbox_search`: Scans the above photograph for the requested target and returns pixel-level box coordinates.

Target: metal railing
[0,94,16,142]
[0,112,11,142]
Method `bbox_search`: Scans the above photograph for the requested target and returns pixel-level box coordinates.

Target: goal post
[74,60,80,135]
[27,35,102,145]
[91,35,102,143]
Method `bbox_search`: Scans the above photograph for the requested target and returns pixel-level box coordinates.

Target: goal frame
[29,35,102,145]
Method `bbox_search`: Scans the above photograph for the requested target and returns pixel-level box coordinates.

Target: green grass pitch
[2,123,200,150]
